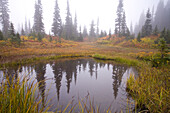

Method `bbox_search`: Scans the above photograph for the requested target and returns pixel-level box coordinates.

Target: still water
[0,58,137,112]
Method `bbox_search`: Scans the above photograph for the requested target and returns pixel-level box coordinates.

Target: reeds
[0,74,47,113]
[126,66,170,112]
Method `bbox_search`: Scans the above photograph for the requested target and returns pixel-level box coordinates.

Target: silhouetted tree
[0,0,10,37]
[33,0,45,34]
[137,32,141,42]
[143,8,152,37]
[78,26,83,41]
[83,26,88,38]
[0,30,4,40]
[153,25,159,36]
[96,17,99,38]
[65,0,72,40]
[89,20,96,38]
[52,62,63,101]
[9,23,15,39]
[52,0,62,37]
[115,0,123,36]
[73,13,78,40]
[34,63,46,107]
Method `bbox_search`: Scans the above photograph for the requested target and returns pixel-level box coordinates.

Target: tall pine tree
[89,20,96,38]
[82,26,88,38]
[0,0,10,38]
[115,0,123,36]
[65,0,72,40]
[52,0,62,37]
[73,13,78,40]
[143,8,152,37]
[33,0,45,34]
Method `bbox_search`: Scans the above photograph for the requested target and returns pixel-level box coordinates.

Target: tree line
[0,0,109,42]
[0,0,170,43]
[134,0,170,44]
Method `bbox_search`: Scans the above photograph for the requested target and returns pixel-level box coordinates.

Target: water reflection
[34,63,46,107]
[112,65,127,99]
[0,58,136,112]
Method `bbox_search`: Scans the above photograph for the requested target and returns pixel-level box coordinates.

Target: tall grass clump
[0,74,48,113]
[92,54,140,66]
[127,66,170,112]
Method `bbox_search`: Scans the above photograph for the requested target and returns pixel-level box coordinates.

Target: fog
[6,0,168,33]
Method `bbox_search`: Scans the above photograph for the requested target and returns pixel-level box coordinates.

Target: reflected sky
[0,58,137,112]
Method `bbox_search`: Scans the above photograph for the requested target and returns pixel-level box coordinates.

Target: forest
[0,0,169,113]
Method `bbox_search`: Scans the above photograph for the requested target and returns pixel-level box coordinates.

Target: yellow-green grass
[0,75,49,113]
[0,40,169,112]
[0,74,113,113]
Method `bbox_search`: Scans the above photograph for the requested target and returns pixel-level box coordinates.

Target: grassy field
[0,36,169,112]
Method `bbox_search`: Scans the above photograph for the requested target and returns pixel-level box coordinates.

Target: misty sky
[6,0,168,34]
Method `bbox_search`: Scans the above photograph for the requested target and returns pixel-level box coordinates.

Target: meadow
[0,35,169,113]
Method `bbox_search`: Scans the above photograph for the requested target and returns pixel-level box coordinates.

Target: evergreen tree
[153,25,159,36]
[100,30,104,38]
[154,0,165,31]
[134,11,145,36]
[52,0,62,37]
[115,0,123,37]
[73,13,78,40]
[25,17,28,35]
[0,0,10,37]
[137,32,141,42]
[9,22,15,38]
[121,11,127,36]
[21,24,25,36]
[160,28,166,39]
[33,0,45,34]
[65,0,72,40]
[109,29,112,39]
[28,20,31,35]
[96,17,99,38]
[82,26,88,38]
[158,38,168,59]
[165,29,170,44]
[89,20,96,38]
[130,22,133,34]
[78,26,83,42]
[144,8,152,36]
[0,30,4,40]
[16,32,21,45]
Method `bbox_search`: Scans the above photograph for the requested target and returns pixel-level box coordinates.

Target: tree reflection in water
[0,58,136,112]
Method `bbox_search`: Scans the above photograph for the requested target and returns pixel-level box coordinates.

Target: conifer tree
[89,20,96,38]
[52,0,62,37]
[79,26,83,41]
[73,13,78,40]
[65,0,72,40]
[33,0,45,34]
[0,30,4,40]
[121,12,126,36]
[96,17,99,38]
[0,0,10,37]
[83,26,88,38]
[9,22,15,38]
[109,29,112,39]
[137,32,141,42]
[144,8,152,36]
[115,0,123,36]
[16,32,21,45]
[153,25,159,36]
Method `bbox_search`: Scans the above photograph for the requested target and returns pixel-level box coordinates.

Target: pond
[0,58,137,112]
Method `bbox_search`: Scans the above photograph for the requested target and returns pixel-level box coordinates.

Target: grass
[92,54,141,67]
[0,75,47,113]
[126,65,170,113]
[0,74,114,113]
[0,38,169,112]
